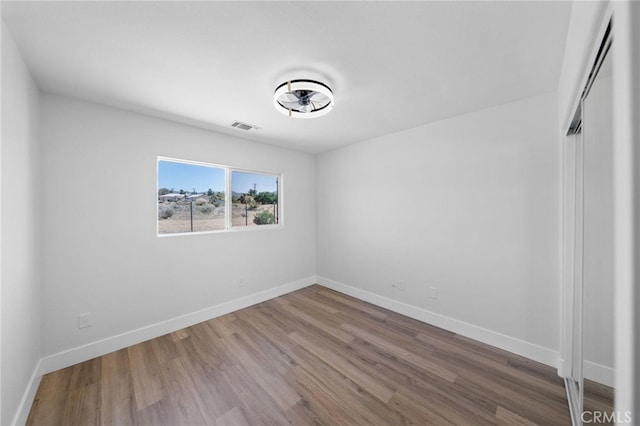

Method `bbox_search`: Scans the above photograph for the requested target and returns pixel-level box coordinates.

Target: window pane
[231,171,279,227]
[158,160,226,234]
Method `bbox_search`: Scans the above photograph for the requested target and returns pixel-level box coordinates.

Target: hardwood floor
[584,379,615,426]
[27,285,571,425]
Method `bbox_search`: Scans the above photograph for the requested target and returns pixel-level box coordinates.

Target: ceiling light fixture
[274,79,334,118]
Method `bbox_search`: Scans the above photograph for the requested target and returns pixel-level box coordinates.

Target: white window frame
[157,156,282,237]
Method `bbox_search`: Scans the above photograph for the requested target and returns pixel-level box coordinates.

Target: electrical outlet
[393,280,406,291]
[237,276,245,288]
[77,312,92,329]
[398,280,406,291]
[428,286,438,299]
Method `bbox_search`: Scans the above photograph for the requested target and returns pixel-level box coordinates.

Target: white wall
[317,92,561,361]
[1,22,42,426]
[39,94,316,358]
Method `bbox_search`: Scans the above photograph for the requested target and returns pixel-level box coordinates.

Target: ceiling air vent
[231,121,261,132]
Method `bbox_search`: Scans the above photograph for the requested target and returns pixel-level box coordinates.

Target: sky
[158,160,277,194]
[231,171,278,194]
[158,160,224,193]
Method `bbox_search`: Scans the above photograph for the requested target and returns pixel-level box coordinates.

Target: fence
[158,200,278,234]
[231,202,278,227]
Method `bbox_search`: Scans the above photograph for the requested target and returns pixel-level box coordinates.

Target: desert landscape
[158,198,278,234]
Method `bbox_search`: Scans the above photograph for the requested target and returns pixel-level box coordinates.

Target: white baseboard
[557,357,569,378]
[584,360,615,387]
[316,276,559,368]
[11,358,42,426]
[38,276,316,376]
[555,358,613,388]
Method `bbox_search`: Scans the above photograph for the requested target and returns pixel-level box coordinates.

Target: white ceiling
[2,1,572,154]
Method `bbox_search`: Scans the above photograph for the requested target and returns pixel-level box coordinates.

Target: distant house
[159,193,185,202]
[186,194,209,202]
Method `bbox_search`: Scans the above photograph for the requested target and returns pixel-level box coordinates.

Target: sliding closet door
[582,47,615,408]
[564,127,584,420]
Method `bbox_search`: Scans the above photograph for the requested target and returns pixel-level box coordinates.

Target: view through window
[231,171,279,228]
[157,158,280,235]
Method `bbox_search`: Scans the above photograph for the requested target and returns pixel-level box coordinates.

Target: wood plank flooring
[27,285,571,425]
[584,379,615,426]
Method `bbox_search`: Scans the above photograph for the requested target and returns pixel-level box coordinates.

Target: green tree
[158,187,171,196]
[255,191,277,204]
[209,191,225,207]
[239,194,257,209]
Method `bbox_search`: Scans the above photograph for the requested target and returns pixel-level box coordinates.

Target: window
[157,159,226,234]
[231,171,279,227]
[157,157,281,235]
